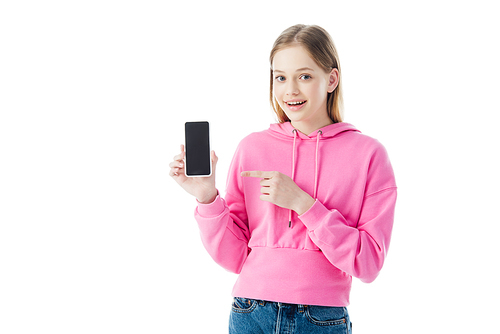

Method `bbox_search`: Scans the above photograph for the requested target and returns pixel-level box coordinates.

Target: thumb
[211,150,218,174]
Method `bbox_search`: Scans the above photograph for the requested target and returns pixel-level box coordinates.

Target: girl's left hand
[241,171,315,215]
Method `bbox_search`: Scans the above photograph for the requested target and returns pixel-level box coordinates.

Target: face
[272,45,339,134]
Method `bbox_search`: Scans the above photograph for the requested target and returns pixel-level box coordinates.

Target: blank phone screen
[185,122,211,176]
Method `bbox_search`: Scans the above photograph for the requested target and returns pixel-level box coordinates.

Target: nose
[286,80,299,96]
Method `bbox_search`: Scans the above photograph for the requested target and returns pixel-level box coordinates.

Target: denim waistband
[247,299,310,312]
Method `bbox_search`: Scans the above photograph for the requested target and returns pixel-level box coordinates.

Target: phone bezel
[184,121,212,177]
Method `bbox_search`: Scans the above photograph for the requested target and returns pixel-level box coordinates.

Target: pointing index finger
[241,171,274,178]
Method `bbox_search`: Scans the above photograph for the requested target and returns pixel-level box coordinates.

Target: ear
[327,68,339,93]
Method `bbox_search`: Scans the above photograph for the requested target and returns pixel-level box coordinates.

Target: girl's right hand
[169,144,218,204]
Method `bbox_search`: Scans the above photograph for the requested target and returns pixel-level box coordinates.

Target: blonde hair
[269,24,344,123]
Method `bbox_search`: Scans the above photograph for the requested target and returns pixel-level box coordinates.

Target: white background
[1,1,499,333]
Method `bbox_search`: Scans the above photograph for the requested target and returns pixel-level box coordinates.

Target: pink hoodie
[195,122,397,307]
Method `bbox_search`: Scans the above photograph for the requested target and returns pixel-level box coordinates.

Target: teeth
[287,101,306,105]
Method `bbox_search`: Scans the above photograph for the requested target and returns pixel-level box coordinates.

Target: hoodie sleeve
[194,145,249,274]
[298,142,397,283]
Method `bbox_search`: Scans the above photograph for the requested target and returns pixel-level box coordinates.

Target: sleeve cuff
[196,192,226,218]
[298,199,331,231]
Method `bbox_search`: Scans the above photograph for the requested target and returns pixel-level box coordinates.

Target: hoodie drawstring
[314,130,322,199]
[289,129,298,228]
[288,129,322,229]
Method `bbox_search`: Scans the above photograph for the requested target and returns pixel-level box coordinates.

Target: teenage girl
[169,24,397,334]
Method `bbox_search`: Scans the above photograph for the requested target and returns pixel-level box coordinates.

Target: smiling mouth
[286,100,307,106]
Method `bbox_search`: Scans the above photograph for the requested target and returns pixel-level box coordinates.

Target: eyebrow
[273,67,315,73]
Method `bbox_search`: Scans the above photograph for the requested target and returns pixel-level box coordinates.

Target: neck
[291,119,334,136]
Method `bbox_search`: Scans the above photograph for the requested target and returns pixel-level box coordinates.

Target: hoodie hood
[269,121,360,140]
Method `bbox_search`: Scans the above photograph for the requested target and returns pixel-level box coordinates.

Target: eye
[300,74,312,80]
[275,75,286,82]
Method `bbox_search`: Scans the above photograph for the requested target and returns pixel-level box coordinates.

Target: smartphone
[184,121,211,177]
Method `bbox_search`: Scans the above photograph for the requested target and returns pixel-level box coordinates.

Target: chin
[283,112,306,123]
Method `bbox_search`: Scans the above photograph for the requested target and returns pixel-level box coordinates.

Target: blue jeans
[229,298,352,334]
